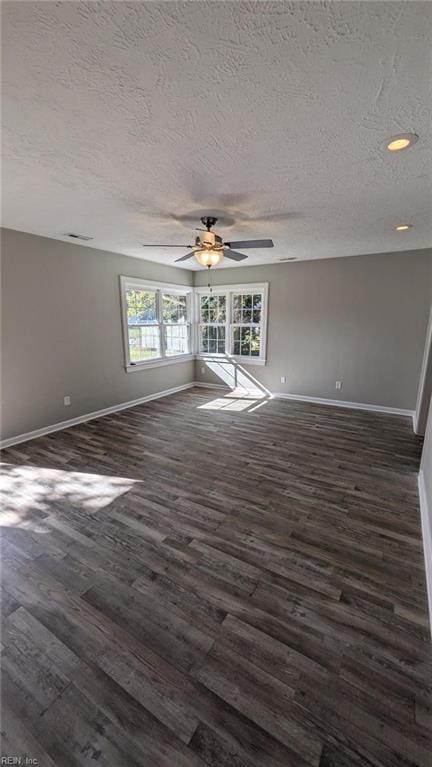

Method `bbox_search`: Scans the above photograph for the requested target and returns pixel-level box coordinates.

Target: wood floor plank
[82,580,215,673]
[193,642,323,765]
[1,388,430,766]
[68,662,207,767]
[0,705,59,767]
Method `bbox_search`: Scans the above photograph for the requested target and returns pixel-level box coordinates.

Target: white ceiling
[2,1,431,270]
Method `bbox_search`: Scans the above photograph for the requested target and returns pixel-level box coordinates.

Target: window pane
[202,296,211,322]
[128,326,160,361]
[200,324,226,354]
[242,294,253,323]
[251,327,261,356]
[217,326,226,353]
[201,294,226,322]
[233,295,241,323]
[232,326,240,355]
[241,327,251,356]
[200,325,209,353]
[164,325,188,356]
[201,325,209,352]
[163,294,187,324]
[231,291,263,357]
[253,294,262,324]
[208,325,217,352]
[218,296,226,322]
[208,296,218,322]
[126,289,157,325]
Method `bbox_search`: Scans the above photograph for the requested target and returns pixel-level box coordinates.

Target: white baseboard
[272,391,414,418]
[192,382,414,418]
[0,382,195,449]
[418,470,432,638]
[1,380,416,450]
[191,381,229,391]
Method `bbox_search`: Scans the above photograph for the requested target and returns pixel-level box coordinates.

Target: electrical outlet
[335,381,342,390]
[280,376,286,383]
[64,395,71,406]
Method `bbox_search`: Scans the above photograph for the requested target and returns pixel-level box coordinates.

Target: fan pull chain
[207,265,212,293]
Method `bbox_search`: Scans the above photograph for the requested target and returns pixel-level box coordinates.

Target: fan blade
[142,244,191,248]
[224,249,248,261]
[226,239,274,249]
[175,251,195,262]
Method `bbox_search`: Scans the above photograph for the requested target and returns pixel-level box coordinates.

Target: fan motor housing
[195,231,223,250]
[201,231,215,248]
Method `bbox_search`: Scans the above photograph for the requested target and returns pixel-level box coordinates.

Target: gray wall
[1,228,194,440]
[2,229,431,441]
[194,250,432,410]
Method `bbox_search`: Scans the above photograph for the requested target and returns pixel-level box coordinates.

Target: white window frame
[194,282,268,366]
[120,276,194,372]
[120,277,268,371]
[198,293,227,356]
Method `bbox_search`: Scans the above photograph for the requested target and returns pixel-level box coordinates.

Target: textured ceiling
[2,1,432,270]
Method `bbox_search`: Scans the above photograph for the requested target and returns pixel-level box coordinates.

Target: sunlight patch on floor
[198,387,272,413]
[0,463,137,524]
[198,396,262,412]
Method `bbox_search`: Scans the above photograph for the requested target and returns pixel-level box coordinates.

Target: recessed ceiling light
[395,224,412,231]
[386,133,418,152]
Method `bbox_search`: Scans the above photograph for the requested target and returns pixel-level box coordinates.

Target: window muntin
[232,326,261,357]
[162,293,187,324]
[122,279,267,369]
[231,292,263,357]
[200,294,226,353]
[201,325,226,354]
[232,293,262,324]
[162,293,189,356]
[123,281,191,366]
[200,295,226,323]
[126,288,158,325]
[126,288,160,362]
[128,326,161,362]
[197,287,266,361]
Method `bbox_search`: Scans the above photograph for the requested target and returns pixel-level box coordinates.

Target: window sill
[125,354,195,373]
[126,353,266,372]
[196,354,266,367]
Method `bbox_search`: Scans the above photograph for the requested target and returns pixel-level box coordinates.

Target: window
[232,293,262,357]
[121,277,192,369]
[120,278,268,370]
[199,294,226,354]
[126,287,160,362]
[162,293,189,357]
[196,283,268,364]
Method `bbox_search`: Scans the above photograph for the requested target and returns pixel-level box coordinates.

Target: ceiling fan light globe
[194,249,223,267]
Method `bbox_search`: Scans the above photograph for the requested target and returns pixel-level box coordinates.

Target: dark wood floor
[1,387,431,766]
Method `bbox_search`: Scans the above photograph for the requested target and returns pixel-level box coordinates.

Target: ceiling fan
[142,216,274,268]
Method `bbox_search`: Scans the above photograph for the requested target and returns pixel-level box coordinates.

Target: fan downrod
[200,216,218,231]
